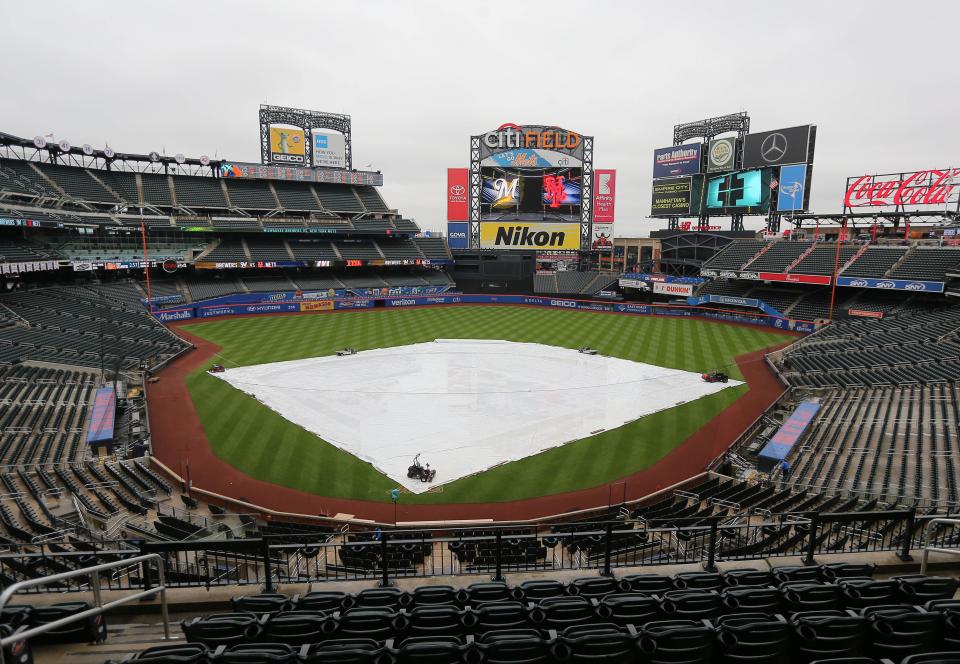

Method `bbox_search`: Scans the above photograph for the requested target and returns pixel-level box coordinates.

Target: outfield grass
[182,307,786,504]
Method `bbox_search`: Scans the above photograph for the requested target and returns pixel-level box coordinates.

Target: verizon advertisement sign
[653,282,694,297]
[447,168,468,221]
[844,169,960,210]
[593,169,616,222]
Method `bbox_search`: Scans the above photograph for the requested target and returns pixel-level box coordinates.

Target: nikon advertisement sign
[479,222,581,250]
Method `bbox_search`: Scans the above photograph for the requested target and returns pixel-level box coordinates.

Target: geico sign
[483,123,581,151]
[480,222,580,250]
[550,300,577,308]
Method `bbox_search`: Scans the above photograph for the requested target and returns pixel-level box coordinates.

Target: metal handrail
[0,553,169,664]
[920,518,960,574]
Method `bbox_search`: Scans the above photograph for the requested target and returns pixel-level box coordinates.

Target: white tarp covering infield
[214,340,742,493]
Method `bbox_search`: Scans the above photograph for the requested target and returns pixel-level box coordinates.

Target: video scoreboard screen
[480,166,582,222]
[704,169,772,214]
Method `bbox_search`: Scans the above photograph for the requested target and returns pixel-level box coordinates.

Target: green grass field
[182,307,786,504]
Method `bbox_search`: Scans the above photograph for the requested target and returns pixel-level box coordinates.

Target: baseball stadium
[1,7,960,662]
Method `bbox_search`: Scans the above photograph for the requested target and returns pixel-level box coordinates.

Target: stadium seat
[474,628,553,664]
[781,582,845,613]
[531,596,594,629]
[673,571,724,591]
[328,607,400,641]
[467,601,531,633]
[300,638,385,664]
[723,568,774,587]
[595,593,659,626]
[865,608,943,659]
[895,575,960,603]
[410,584,458,606]
[181,612,260,647]
[619,573,674,594]
[230,593,295,614]
[0,624,32,664]
[900,654,960,664]
[405,605,467,639]
[257,611,327,646]
[295,590,349,611]
[213,643,299,663]
[28,601,107,643]
[106,643,208,663]
[557,623,636,663]
[721,586,782,614]
[458,581,511,605]
[715,613,790,663]
[839,579,900,609]
[638,620,715,664]
[659,589,722,620]
[513,579,567,601]
[392,636,468,664]
[792,611,869,662]
[568,576,620,598]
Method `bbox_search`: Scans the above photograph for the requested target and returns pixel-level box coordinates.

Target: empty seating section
[38,164,118,203]
[184,275,243,300]
[292,274,344,290]
[339,273,388,288]
[314,183,363,212]
[288,240,339,261]
[355,185,389,211]
[701,240,766,270]
[779,385,960,504]
[336,241,382,260]
[105,567,960,664]
[0,158,63,198]
[842,246,909,277]
[57,237,199,262]
[413,237,451,259]
[697,280,754,297]
[352,218,395,233]
[0,241,55,262]
[271,181,320,210]
[781,306,960,387]
[0,365,96,466]
[378,239,423,259]
[138,173,173,206]
[245,239,291,261]
[242,275,296,292]
[556,271,605,294]
[223,180,277,209]
[791,245,859,275]
[170,176,227,209]
[202,239,247,262]
[0,287,188,369]
[535,271,617,295]
[743,241,812,272]
[750,289,801,316]
[94,169,140,204]
[890,247,960,281]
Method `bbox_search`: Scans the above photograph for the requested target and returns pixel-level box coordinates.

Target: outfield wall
[152,293,817,333]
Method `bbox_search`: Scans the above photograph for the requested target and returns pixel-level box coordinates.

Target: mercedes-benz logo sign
[450,185,465,196]
[760,133,788,163]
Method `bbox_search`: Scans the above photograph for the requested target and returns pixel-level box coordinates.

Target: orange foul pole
[828,219,846,321]
[140,219,153,313]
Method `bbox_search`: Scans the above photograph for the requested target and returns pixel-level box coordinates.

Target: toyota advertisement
[447,168,468,220]
[653,144,702,179]
[741,125,815,169]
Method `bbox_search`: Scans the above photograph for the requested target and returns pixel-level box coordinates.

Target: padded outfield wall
[151,292,818,334]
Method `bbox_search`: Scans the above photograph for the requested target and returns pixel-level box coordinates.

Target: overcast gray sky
[1,1,957,236]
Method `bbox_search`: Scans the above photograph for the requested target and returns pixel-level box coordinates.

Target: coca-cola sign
[844,169,960,210]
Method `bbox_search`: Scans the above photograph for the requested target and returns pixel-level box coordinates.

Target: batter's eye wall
[451,250,536,294]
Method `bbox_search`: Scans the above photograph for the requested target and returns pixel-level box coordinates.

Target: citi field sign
[478,124,585,161]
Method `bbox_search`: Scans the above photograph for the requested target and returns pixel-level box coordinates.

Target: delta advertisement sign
[836,276,945,293]
[844,169,960,211]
